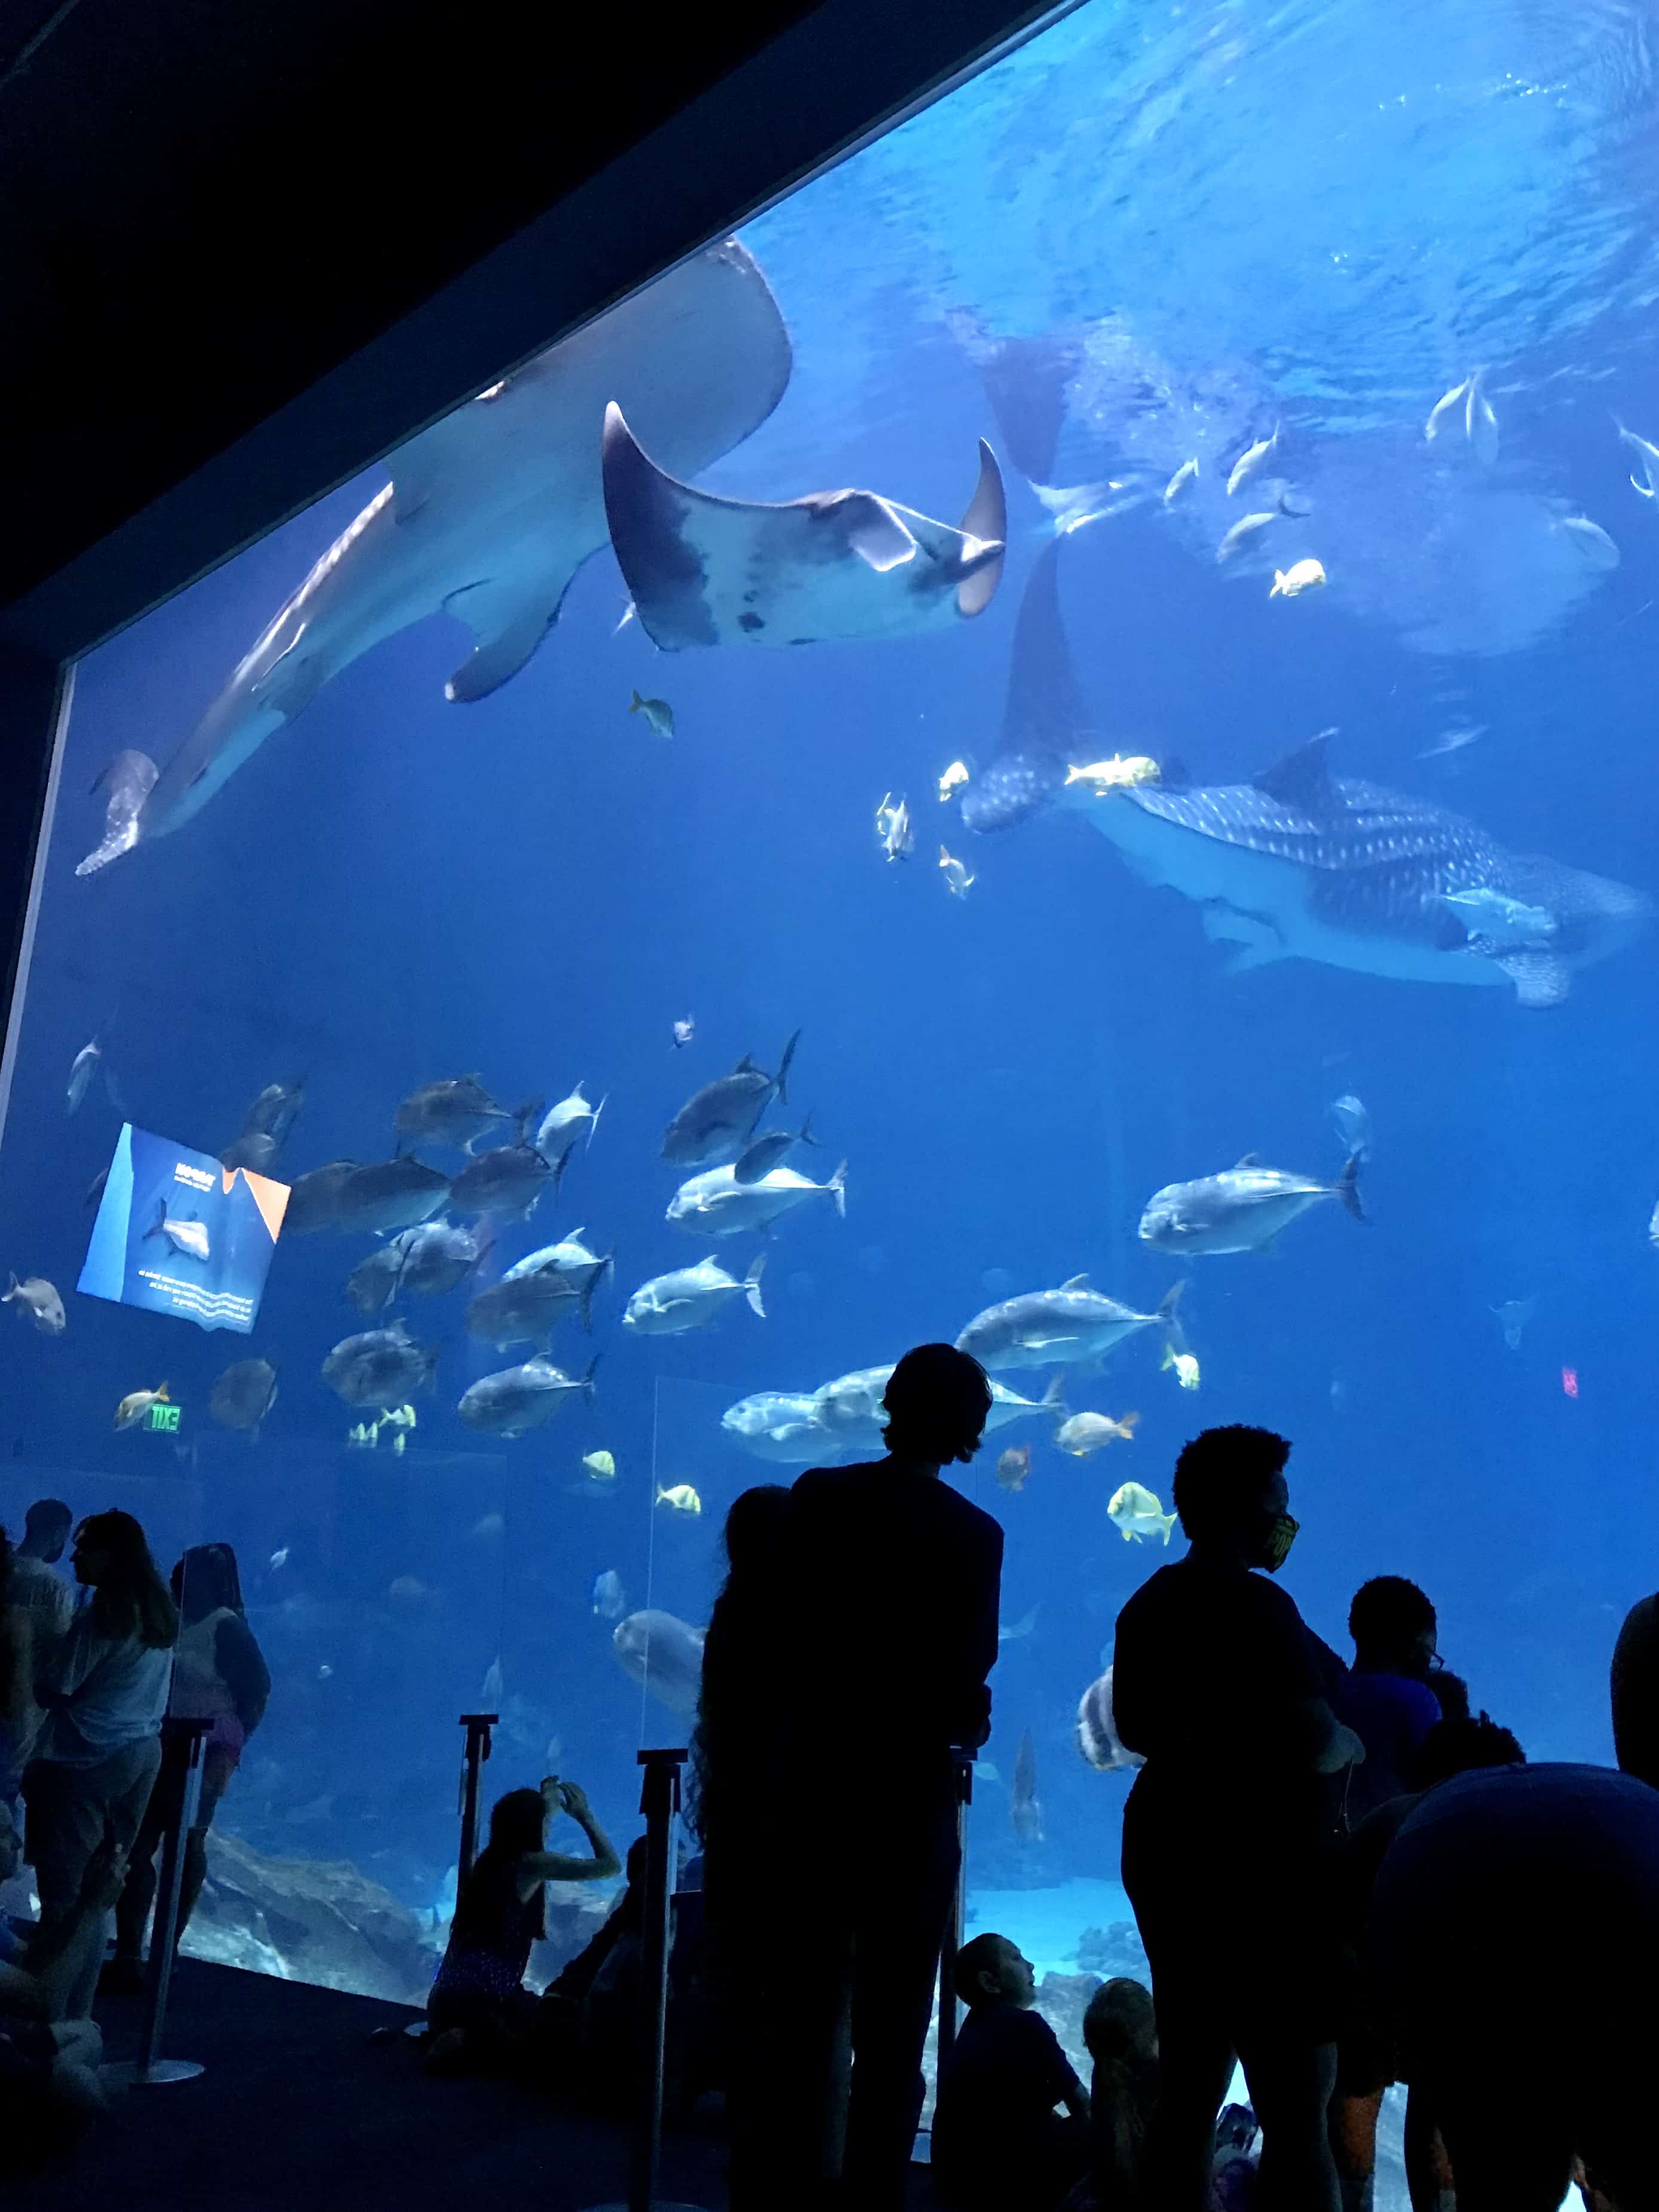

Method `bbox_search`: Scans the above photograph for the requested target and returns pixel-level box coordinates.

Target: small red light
[1562,1367,1579,1398]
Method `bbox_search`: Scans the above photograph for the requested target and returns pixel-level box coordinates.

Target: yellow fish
[582,1450,617,1481]
[939,847,975,898]
[656,1482,702,1516]
[1269,558,1327,599]
[114,1382,169,1432]
[391,1430,406,1456]
[1064,755,1161,794]
[938,760,971,802]
[1161,1345,1201,1390]
[1107,1480,1178,1544]
[379,1404,417,1429]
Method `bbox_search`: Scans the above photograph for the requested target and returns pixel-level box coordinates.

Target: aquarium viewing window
[3,7,1658,2199]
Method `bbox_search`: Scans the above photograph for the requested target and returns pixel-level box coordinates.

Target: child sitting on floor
[932,1932,1090,2211]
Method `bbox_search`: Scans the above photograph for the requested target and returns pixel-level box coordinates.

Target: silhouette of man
[10,1500,74,1644]
[782,1343,1003,2212]
[1610,1593,1659,1789]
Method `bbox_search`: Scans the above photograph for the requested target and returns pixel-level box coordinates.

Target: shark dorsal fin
[1061,1272,1091,1291]
[1235,1151,1262,1168]
[1251,730,1336,810]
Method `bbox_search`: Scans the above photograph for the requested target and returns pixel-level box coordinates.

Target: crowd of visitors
[4,1362,1658,2212]
[0,1500,271,2164]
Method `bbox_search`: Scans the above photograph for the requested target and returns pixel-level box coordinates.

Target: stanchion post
[936,1748,975,2079]
[457,1711,497,1889]
[102,1715,213,2088]
[630,1747,684,2212]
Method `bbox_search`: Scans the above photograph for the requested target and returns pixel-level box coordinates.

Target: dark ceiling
[0,0,1062,660]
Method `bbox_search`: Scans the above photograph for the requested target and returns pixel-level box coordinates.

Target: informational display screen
[78,1124,289,1334]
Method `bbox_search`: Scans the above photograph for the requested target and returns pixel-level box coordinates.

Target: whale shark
[1072,733,1648,1004]
[960,539,1085,833]
[601,405,1006,648]
[79,241,792,874]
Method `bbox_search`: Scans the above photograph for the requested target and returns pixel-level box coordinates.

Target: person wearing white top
[23,1511,177,2017]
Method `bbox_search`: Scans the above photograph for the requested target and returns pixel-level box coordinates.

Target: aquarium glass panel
[2,7,1656,2182]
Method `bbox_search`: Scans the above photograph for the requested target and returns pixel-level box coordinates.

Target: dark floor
[30,1961,942,2211]
[30,1960,734,2211]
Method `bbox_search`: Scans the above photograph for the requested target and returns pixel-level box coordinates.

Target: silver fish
[535,1086,605,1183]
[395,1075,531,1153]
[240,1077,307,1143]
[282,1159,362,1234]
[1162,458,1199,503]
[1616,416,1659,501]
[629,690,675,738]
[466,1269,589,1352]
[611,1609,705,1716]
[721,1390,837,1464]
[446,1142,552,1221]
[1011,1727,1043,1845]
[333,1156,451,1235]
[592,1569,626,1620]
[666,1160,846,1236]
[623,1254,766,1334]
[1329,1094,1373,1162]
[219,1132,279,1175]
[4,1273,65,1336]
[458,1354,598,1437]
[388,1219,489,1297]
[210,1358,278,1436]
[1216,511,1277,565]
[321,1323,439,1409]
[66,1037,102,1114]
[956,1277,1183,1372]
[1424,378,1471,442]
[733,1113,817,1185]
[1138,1153,1364,1256]
[1226,427,1278,497]
[662,1033,800,1166]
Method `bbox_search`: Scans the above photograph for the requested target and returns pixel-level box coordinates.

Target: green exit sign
[147,1403,182,1433]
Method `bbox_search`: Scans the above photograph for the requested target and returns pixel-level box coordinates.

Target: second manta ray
[601,405,1006,648]
[1073,733,1647,1005]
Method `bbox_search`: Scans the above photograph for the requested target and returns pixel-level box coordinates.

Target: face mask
[1259,1514,1299,1572]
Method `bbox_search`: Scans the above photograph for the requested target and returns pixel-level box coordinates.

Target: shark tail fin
[745,1254,767,1319]
[1334,1155,1366,1223]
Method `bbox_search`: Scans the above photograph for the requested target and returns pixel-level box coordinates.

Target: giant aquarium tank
[2,0,1657,2188]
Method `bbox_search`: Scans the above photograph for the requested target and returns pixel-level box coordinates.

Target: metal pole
[935,1749,974,2079]
[103,1717,212,2087]
[457,1711,497,1889]
[581,1746,703,2212]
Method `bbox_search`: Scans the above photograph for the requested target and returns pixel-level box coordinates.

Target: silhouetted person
[1330,1714,1525,2212]
[1609,1592,1659,1789]
[23,1511,177,2018]
[1079,1977,1158,2210]
[10,1500,74,1647]
[1369,1763,1659,2211]
[931,1932,1088,2212]
[690,1484,794,2207]
[1336,1576,1441,1822]
[108,1542,271,1990]
[1112,1425,1362,2212]
[780,1342,1003,2212]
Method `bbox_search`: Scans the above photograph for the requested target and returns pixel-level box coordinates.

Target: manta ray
[1072,733,1648,1005]
[601,405,1006,648]
[79,242,792,874]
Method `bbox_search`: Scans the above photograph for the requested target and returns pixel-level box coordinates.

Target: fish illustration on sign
[79,242,791,869]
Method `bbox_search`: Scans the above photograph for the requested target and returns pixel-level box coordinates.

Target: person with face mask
[1110,1425,1364,2212]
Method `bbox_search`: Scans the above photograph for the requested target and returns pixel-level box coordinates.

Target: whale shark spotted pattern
[1073,734,1648,1004]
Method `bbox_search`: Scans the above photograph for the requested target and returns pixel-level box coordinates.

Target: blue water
[4,0,1659,2032]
